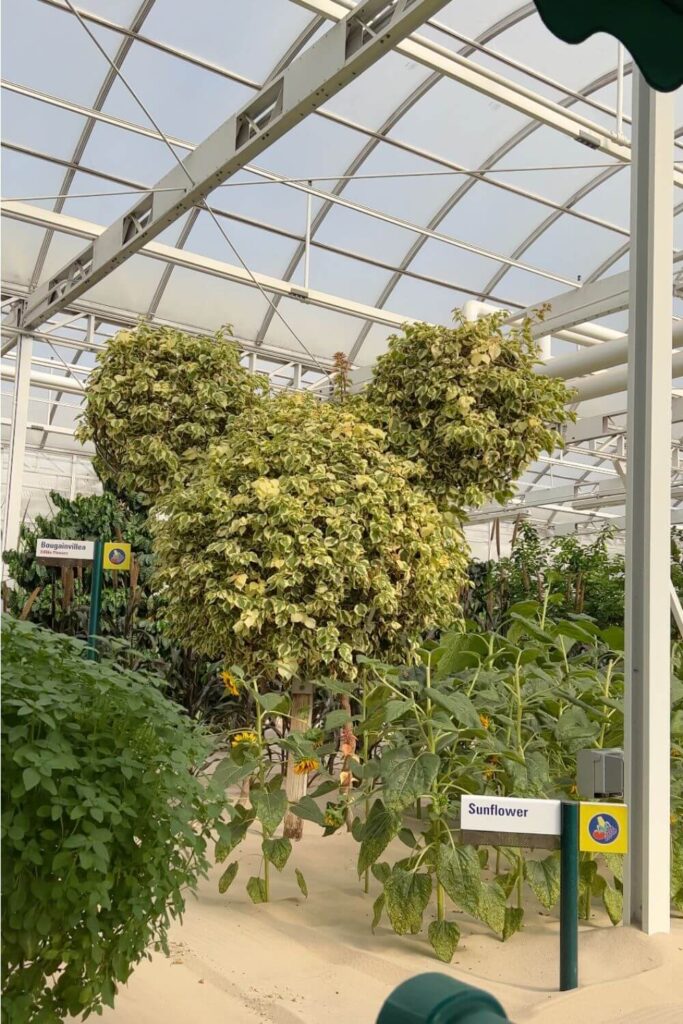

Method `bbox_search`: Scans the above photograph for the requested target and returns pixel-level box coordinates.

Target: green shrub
[359,312,573,511]
[76,323,263,503]
[151,393,467,683]
[1,617,218,1023]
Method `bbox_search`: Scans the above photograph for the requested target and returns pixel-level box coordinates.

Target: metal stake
[86,538,104,661]
[560,801,579,991]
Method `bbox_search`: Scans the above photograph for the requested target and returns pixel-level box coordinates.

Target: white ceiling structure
[1,0,682,552]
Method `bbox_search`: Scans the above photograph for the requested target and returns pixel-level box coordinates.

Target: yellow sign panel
[103,542,132,571]
[579,802,628,854]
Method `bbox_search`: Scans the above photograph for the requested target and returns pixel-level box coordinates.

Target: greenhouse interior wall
[1,1,682,1022]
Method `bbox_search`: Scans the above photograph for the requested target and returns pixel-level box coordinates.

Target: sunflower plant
[211,668,339,903]
[295,603,675,962]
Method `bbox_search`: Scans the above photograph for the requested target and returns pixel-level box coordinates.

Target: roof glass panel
[471,13,618,97]
[85,254,167,313]
[184,209,299,281]
[1,148,68,209]
[79,119,180,188]
[1,90,88,162]
[1,220,46,285]
[100,40,253,145]
[315,203,417,265]
[153,267,271,337]
[386,75,530,170]
[140,0,312,84]
[78,1,143,23]
[261,298,375,360]
[2,0,122,107]
[332,142,467,230]
[323,50,434,130]
[425,0,533,43]
[303,248,391,306]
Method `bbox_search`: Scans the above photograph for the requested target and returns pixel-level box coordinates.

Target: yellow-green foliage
[152,394,466,682]
[358,312,573,512]
[76,323,262,502]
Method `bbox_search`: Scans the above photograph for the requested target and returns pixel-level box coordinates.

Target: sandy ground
[97,827,683,1024]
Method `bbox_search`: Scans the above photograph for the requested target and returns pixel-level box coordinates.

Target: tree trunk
[283,681,313,840]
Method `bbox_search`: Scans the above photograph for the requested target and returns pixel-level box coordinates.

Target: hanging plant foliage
[76,323,263,503]
[357,311,574,513]
[151,393,466,682]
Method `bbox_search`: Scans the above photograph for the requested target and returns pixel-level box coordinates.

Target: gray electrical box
[577,748,624,799]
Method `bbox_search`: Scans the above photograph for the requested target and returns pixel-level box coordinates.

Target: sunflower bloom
[231,731,258,748]
[293,757,319,775]
[221,670,240,697]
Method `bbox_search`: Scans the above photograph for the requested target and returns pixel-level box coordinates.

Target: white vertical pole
[2,332,33,557]
[69,455,78,500]
[303,184,312,289]
[624,72,673,934]
[539,335,552,361]
[616,44,625,137]
[291,362,302,390]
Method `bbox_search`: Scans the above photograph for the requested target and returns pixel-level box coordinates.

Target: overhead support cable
[2,80,631,238]
[19,0,453,353]
[27,0,158,292]
[2,202,425,332]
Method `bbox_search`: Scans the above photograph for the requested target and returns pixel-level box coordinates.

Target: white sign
[461,795,561,837]
[36,538,94,564]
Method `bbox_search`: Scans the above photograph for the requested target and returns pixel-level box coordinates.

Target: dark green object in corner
[533,1,683,92]
[560,801,579,992]
[376,973,509,1024]
[86,538,103,661]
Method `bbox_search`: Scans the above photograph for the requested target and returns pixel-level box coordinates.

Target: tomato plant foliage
[1,617,219,1023]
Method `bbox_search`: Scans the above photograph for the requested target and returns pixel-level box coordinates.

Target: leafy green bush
[1,617,218,1023]
[1,491,229,722]
[152,393,467,683]
[76,323,263,503]
[297,604,683,959]
[359,312,573,511]
[465,522,683,631]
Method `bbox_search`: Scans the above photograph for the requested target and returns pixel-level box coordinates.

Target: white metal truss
[3,200,425,331]
[19,0,454,331]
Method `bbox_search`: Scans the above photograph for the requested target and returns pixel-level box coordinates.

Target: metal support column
[616,44,625,137]
[2,331,33,559]
[624,72,673,933]
[303,184,312,290]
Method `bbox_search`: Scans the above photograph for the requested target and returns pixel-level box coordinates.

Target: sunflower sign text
[461,795,561,837]
[579,802,628,854]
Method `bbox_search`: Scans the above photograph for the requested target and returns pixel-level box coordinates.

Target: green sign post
[559,802,579,991]
[85,539,104,662]
[533,1,683,93]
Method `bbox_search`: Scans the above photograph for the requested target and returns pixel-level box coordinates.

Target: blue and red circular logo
[588,812,619,845]
[107,547,126,565]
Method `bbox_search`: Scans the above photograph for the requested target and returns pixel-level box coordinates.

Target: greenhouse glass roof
[1,0,682,551]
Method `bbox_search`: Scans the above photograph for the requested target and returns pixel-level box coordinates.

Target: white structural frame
[624,74,674,934]
[2,0,682,932]
[2,316,33,555]
[19,0,453,331]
